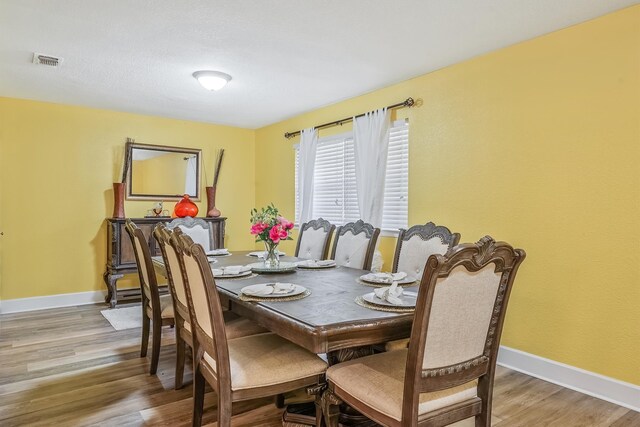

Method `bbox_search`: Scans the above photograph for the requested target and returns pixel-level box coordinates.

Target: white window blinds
[295,119,408,232]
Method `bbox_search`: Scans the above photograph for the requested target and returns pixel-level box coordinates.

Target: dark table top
[153,250,414,353]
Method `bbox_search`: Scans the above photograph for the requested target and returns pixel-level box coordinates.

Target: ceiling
[0,0,636,129]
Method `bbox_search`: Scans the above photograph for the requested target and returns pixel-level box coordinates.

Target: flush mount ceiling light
[193,70,232,91]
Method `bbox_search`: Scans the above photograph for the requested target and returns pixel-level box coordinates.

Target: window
[295,119,408,233]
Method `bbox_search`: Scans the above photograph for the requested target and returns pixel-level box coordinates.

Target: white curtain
[298,127,318,224]
[354,109,390,272]
[184,155,198,196]
[353,108,391,227]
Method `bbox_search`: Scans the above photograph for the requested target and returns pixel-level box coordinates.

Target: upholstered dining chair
[167,217,215,252]
[170,232,327,427]
[124,219,174,375]
[154,224,267,389]
[385,222,461,352]
[294,218,336,260]
[330,219,380,270]
[322,236,526,427]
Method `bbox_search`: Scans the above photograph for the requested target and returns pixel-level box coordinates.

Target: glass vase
[263,242,280,268]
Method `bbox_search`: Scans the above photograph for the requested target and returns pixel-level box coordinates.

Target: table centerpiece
[250,204,294,268]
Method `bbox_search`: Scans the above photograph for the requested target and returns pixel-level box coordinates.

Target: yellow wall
[255,6,640,385]
[0,98,256,299]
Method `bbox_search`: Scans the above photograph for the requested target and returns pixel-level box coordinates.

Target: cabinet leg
[103,272,123,309]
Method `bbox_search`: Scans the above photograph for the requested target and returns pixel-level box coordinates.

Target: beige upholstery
[147,294,174,319]
[333,231,370,269]
[132,237,152,299]
[183,254,213,339]
[423,263,501,369]
[297,227,329,260]
[164,241,189,308]
[202,333,326,390]
[184,317,265,338]
[178,224,211,252]
[397,235,451,278]
[327,349,477,422]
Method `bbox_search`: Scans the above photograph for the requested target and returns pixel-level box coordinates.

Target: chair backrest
[124,219,160,315]
[392,222,461,278]
[170,231,231,390]
[402,236,525,422]
[167,217,213,252]
[294,218,336,260]
[154,224,189,321]
[330,220,380,270]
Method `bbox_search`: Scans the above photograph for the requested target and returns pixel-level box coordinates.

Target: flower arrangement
[250,204,294,266]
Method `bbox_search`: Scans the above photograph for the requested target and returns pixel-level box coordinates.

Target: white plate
[248,262,298,274]
[297,260,337,269]
[362,291,417,307]
[247,250,286,257]
[212,269,252,279]
[207,249,231,257]
[359,273,417,285]
[241,283,305,298]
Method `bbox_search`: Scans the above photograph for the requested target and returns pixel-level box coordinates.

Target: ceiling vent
[32,53,63,67]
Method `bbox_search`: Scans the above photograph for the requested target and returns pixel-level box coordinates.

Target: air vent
[32,53,63,67]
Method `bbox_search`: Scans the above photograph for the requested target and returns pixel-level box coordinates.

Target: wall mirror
[126,143,201,201]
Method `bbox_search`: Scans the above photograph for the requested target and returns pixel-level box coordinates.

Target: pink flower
[250,222,268,235]
[269,225,282,243]
[278,216,294,230]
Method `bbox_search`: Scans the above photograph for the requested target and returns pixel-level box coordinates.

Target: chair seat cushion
[146,294,174,319]
[202,333,326,391]
[326,349,477,422]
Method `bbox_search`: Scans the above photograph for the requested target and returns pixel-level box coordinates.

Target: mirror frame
[126,142,202,201]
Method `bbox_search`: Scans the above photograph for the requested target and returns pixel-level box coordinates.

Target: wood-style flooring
[0,304,637,426]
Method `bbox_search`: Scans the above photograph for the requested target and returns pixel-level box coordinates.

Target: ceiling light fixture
[193,70,232,91]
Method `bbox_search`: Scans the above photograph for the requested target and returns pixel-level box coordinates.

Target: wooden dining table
[152,250,416,425]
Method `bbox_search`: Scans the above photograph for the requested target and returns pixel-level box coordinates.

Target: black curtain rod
[284,97,415,139]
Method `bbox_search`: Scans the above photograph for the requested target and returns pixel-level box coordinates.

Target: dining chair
[167,217,214,252]
[294,218,336,260]
[124,219,174,375]
[171,232,328,427]
[154,224,267,389]
[322,236,526,427]
[330,219,380,270]
[385,222,461,352]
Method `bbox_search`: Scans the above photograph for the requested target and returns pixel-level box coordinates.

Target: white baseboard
[498,345,640,412]
[0,290,107,314]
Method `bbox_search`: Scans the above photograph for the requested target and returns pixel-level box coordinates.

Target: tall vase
[112,182,125,218]
[263,242,280,268]
[206,186,221,217]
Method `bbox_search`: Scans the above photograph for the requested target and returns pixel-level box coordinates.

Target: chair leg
[192,367,205,427]
[321,389,342,427]
[217,392,233,427]
[175,333,186,390]
[275,393,285,408]
[150,320,162,375]
[140,314,150,358]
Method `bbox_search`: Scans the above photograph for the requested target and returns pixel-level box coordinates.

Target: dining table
[152,250,417,426]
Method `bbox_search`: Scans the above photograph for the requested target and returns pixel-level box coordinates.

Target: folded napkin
[369,272,407,283]
[207,248,229,256]
[212,265,251,276]
[242,282,295,296]
[373,282,404,305]
[297,259,335,267]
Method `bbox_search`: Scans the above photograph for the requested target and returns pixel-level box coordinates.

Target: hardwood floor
[0,304,637,426]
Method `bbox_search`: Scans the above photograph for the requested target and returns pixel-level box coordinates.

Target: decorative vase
[263,242,280,268]
[174,194,199,218]
[206,186,221,217]
[112,182,125,218]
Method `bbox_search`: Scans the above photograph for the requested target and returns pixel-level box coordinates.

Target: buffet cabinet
[104,217,226,308]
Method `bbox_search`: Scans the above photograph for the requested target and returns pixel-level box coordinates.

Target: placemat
[354,295,415,313]
[215,273,258,281]
[239,289,311,302]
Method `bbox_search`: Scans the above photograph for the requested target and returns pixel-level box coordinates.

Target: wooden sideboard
[104,217,226,308]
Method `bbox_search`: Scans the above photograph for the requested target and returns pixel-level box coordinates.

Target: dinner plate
[241,283,306,298]
[248,261,298,274]
[206,249,231,257]
[362,291,418,308]
[359,273,417,285]
[212,269,252,278]
[296,260,337,269]
[247,250,286,257]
